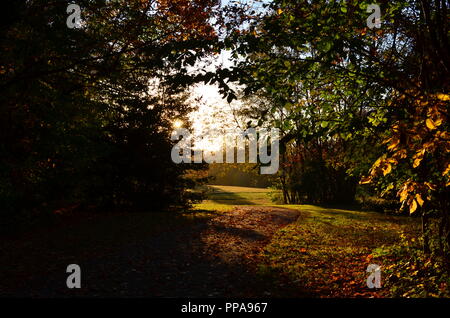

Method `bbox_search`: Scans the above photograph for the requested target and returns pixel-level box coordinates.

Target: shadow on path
[1,206,306,297]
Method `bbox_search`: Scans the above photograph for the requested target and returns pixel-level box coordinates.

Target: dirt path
[2,206,301,297]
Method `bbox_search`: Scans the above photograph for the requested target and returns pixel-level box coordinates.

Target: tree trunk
[422,213,431,254]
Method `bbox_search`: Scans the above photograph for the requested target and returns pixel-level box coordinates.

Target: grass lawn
[195,185,422,297]
[194,185,277,212]
[260,204,420,297]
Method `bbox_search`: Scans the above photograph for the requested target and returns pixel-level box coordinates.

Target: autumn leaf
[426,118,436,130]
[442,163,450,176]
[413,157,422,168]
[424,182,436,190]
[436,93,450,101]
[382,163,392,176]
[359,176,372,184]
[409,199,418,214]
[399,187,408,202]
[415,194,424,207]
[434,117,443,127]
[387,138,400,151]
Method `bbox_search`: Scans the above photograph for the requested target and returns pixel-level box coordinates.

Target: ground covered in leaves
[257,205,421,297]
[0,206,300,297]
[1,186,426,298]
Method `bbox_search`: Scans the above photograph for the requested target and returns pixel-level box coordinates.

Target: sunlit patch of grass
[208,185,272,193]
[200,185,275,206]
[193,201,237,213]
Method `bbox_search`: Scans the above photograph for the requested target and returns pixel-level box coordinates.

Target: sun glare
[173,119,184,128]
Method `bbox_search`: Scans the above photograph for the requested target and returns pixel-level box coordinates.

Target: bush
[358,196,400,213]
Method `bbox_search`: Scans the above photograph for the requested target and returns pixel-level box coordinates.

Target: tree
[0,0,219,231]
[220,0,449,253]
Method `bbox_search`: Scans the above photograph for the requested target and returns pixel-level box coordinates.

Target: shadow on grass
[207,186,255,205]
[298,205,420,246]
[304,203,415,225]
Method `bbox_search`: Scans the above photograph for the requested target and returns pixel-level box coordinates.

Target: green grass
[258,204,421,297]
[195,185,424,297]
[194,185,275,212]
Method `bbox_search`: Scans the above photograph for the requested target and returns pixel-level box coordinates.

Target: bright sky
[189,49,241,129]
[182,0,268,151]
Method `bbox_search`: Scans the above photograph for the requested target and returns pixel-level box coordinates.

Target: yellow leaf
[439,131,450,140]
[416,194,424,207]
[410,199,418,214]
[277,8,283,14]
[426,118,436,130]
[388,158,398,164]
[436,93,450,101]
[383,163,392,176]
[373,157,383,167]
[413,157,422,168]
[360,176,372,184]
[399,189,408,202]
[388,138,400,151]
[396,149,407,159]
[443,164,450,176]
[434,117,443,127]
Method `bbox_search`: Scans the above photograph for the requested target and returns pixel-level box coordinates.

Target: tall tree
[0,0,218,231]
[221,0,449,253]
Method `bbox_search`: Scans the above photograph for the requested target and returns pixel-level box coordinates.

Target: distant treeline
[208,163,273,188]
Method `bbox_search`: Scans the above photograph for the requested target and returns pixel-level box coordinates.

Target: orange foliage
[156,0,217,41]
[361,91,450,214]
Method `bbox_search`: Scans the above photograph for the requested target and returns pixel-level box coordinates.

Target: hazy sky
[186,0,268,150]
[189,50,242,142]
